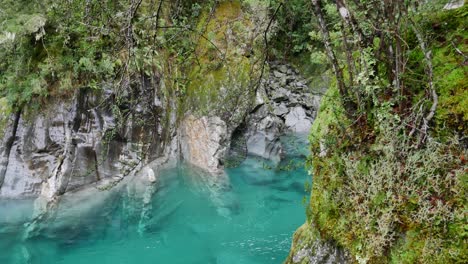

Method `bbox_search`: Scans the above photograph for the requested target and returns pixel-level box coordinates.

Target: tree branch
[256,2,283,92]
[311,0,356,118]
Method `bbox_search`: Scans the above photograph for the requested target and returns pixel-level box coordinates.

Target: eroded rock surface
[242,62,322,163]
[179,115,229,175]
[286,223,352,264]
[0,63,322,198]
[444,0,465,9]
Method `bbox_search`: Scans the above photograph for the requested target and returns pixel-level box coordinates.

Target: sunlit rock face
[179,115,229,175]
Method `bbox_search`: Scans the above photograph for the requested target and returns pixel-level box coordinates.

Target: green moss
[309,76,348,147]
[285,222,321,264]
[303,11,468,259]
[183,0,263,125]
[433,40,468,134]
[309,114,467,262]
[422,5,468,135]
[299,5,468,262]
[0,97,12,138]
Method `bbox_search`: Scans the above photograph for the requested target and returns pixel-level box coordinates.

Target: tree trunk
[311,0,356,118]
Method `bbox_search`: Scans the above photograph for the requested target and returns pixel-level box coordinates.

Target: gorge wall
[0,61,321,199]
[0,2,342,262]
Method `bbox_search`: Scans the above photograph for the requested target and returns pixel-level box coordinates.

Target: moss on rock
[0,97,12,138]
[184,0,266,127]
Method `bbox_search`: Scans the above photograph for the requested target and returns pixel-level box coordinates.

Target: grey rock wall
[242,62,322,163]
[0,84,165,198]
[285,224,352,264]
[444,0,465,9]
[0,62,323,198]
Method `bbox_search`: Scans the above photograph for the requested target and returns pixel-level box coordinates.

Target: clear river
[0,135,309,264]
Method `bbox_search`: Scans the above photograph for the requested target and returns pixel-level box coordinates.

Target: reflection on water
[0,135,310,264]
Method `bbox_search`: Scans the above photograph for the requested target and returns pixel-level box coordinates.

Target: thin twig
[256,2,283,92]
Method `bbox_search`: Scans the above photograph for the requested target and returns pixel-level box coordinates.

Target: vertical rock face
[0,85,165,198]
[0,111,21,193]
[179,115,229,175]
[0,62,322,198]
[0,62,322,200]
[0,103,71,198]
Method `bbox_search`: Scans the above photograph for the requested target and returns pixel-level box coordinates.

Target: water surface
[0,136,309,264]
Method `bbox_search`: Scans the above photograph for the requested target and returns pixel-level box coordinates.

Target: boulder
[285,106,313,133]
[277,64,289,73]
[286,223,352,264]
[273,70,286,78]
[246,115,284,163]
[272,87,291,102]
[273,103,289,116]
[292,240,350,264]
[244,105,285,163]
[230,62,322,165]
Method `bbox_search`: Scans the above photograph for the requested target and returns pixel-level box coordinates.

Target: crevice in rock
[93,149,101,182]
[0,108,22,189]
[225,125,248,168]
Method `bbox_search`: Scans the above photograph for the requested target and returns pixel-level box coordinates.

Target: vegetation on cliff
[0,0,274,132]
[282,0,467,263]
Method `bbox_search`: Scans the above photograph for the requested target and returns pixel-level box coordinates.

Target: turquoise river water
[0,136,310,264]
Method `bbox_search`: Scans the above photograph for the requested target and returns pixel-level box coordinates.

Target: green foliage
[299,3,468,264]
[0,0,128,107]
[309,77,348,147]
[0,0,265,130]
[270,0,315,55]
[401,4,468,136]
[0,97,12,138]
[425,6,468,135]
